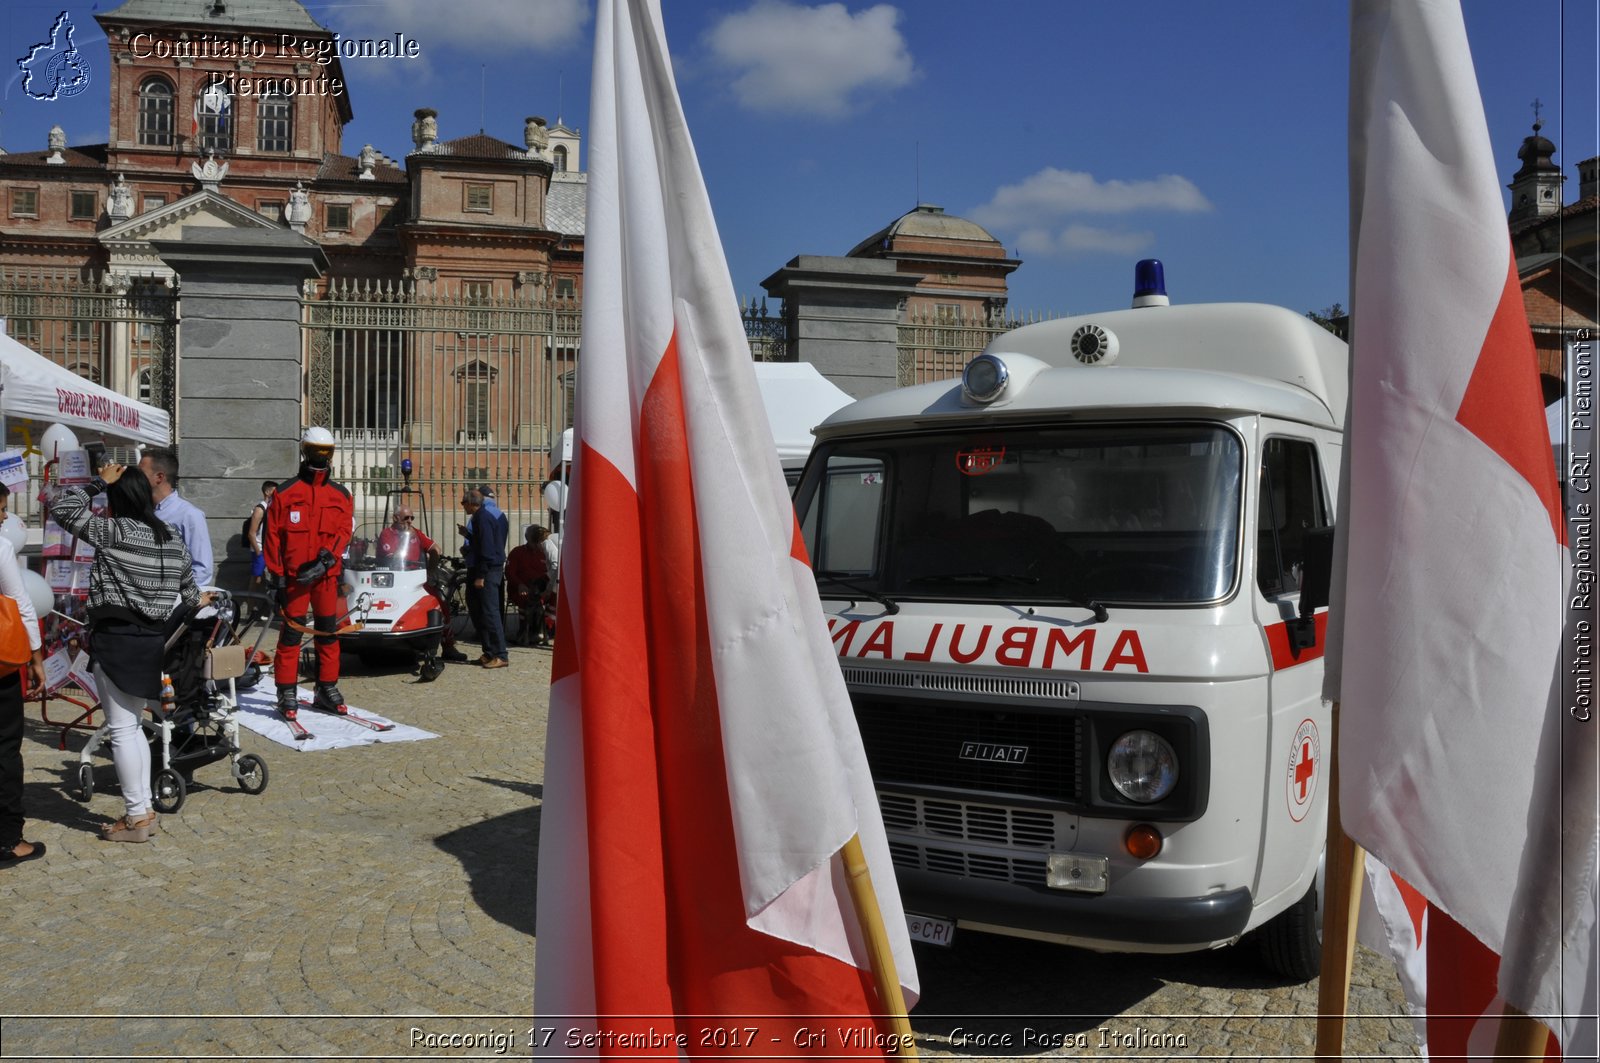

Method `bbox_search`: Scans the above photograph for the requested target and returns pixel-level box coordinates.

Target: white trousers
[93,665,153,818]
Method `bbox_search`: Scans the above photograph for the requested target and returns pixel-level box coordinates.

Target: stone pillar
[151,228,327,590]
[761,255,922,399]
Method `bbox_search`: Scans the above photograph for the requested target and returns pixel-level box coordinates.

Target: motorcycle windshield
[379,528,428,572]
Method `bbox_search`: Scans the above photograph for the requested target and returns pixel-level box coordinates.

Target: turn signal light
[1124,824,1163,860]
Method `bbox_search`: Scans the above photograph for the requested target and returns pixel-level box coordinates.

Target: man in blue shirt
[466,485,510,668]
[140,447,213,587]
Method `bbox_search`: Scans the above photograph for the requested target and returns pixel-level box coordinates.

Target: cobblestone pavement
[0,630,1416,1061]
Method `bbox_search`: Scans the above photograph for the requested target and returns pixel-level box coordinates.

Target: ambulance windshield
[797,423,1243,605]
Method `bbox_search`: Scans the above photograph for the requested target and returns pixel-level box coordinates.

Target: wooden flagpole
[840,834,919,1057]
[1494,1001,1554,1061]
[1314,701,1366,1059]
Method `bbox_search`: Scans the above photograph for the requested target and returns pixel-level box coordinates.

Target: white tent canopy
[752,362,853,465]
[553,362,854,470]
[0,330,170,448]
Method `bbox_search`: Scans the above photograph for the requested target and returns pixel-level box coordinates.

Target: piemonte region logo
[17,11,92,102]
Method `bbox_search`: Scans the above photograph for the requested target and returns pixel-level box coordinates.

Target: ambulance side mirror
[1288,526,1335,657]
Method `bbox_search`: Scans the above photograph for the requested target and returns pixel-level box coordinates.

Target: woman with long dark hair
[52,463,206,842]
[0,482,47,865]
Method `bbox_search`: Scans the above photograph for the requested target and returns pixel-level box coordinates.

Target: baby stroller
[74,591,270,814]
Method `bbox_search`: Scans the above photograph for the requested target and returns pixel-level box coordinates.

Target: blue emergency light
[1132,259,1170,308]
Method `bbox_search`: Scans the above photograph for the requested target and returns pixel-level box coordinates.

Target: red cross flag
[1330,0,1596,1056]
[532,0,918,1052]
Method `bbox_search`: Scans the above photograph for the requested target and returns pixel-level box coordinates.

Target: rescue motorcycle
[338,459,453,681]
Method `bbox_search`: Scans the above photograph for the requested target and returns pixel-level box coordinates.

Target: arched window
[257,86,292,152]
[138,77,174,146]
[552,145,568,172]
[136,367,153,404]
[196,82,231,152]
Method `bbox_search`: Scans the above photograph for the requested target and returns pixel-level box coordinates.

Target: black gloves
[265,573,287,611]
[295,548,339,586]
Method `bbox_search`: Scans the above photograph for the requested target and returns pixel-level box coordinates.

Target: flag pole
[1314,700,1365,1058]
[840,834,918,1056]
[1493,1002,1553,1061]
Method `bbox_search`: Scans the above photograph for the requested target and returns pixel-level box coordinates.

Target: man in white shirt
[139,447,213,587]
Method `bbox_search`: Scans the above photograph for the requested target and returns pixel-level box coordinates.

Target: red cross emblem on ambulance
[956,446,1005,476]
[1286,719,1320,822]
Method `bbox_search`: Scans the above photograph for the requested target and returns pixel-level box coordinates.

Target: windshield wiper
[907,573,1109,622]
[814,571,900,615]
[1059,596,1110,623]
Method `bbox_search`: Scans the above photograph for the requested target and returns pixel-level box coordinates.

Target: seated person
[506,525,555,646]
[375,506,440,570]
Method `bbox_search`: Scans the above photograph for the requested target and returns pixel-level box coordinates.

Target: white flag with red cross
[532,0,918,1052]
[1329,0,1596,1056]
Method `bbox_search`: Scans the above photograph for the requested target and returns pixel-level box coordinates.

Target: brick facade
[0,0,584,309]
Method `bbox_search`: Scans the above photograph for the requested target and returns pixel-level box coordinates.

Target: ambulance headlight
[962,353,1009,403]
[1107,730,1178,803]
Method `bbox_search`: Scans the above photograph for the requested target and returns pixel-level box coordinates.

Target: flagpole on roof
[840,835,917,1050]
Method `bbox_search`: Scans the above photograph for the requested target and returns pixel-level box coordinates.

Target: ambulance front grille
[854,697,1084,804]
[840,665,1079,701]
[878,793,1061,848]
[886,839,1049,887]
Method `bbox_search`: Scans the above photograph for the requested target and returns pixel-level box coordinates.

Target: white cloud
[705,1,915,117]
[334,0,589,54]
[1017,224,1155,258]
[971,168,1212,231]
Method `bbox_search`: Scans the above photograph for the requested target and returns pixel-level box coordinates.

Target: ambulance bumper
[897,869,1253,946]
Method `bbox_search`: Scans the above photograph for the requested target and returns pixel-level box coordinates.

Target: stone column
[760,255,923,399]
[151,228,327,589]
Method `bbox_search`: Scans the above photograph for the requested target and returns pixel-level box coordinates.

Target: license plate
[906,913,955,947]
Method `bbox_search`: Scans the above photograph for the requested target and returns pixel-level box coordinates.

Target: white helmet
[301,425,335,468]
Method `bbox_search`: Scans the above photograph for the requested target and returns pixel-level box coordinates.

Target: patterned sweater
[51,480,200,625]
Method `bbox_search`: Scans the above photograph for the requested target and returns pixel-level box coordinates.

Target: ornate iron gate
[0,269,178,521]
[896,306,1059,386]
[301,279,580,554]
[0,267,180,420]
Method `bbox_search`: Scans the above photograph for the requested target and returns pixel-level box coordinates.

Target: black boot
[314,682,348,715]
[276,685,299,721]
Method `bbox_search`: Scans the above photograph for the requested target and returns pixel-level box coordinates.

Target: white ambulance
[792,262,1344,979]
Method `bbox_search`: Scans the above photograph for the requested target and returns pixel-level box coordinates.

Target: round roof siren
[1070,323,1120,366]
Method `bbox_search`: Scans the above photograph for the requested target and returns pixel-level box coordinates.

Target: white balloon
[39,423,80,461]
[0,514,24,553]
[543,479,568,513]
[21,569,54,618]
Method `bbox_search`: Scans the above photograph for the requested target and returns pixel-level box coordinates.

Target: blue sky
[2,0,1596,317]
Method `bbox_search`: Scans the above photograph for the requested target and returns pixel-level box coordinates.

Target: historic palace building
[0,0,589,540]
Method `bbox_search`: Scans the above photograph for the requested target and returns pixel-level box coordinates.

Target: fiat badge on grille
[959,741,1028,764]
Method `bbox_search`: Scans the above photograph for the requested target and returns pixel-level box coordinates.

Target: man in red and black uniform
[264,427,354,719]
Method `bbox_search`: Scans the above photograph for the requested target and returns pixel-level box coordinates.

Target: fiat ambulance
[792,262,1343,978]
